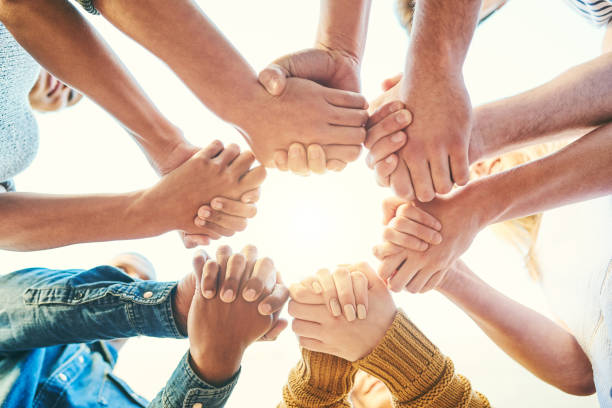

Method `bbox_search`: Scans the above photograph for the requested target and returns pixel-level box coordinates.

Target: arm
[0,142,266,251]
[376,122,612,292]
[436,261,594,395]
[0,0,186,174]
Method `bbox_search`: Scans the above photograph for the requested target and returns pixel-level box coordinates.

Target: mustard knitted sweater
[280,310,491,407]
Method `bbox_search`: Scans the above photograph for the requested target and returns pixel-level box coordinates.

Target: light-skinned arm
[435,261,595,395]
[375,121,612,292]
[0,142,266,251]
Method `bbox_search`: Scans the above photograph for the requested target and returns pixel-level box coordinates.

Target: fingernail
[344,304,356,322]
[385,156,394,164]
[330,299,342,317]
[270,79,279,94]
[204,290,214,299]
[309,149,320,159]
[357,304,367,320]
[200,209,211,218]
[212,200,222,210]
[396,111,410,124]
[391,133,404,143]
[435,221,442,230]
[433,233,443,244]
[196,219,206,227]
[312,282,323,294]
[221,289,234,302]
[260,303,272,315]
[244,288,257,301]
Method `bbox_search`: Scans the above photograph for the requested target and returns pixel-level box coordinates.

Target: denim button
[143,291,153,299]
[58,373,67,382]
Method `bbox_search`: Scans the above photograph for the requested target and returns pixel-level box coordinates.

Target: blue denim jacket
[0,266,239,408]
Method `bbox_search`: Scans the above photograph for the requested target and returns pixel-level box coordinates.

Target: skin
[435,261,595,395]
[28,69,83,112]
[182,246,289,386]
[350,371,392,408]
[0,141,267,251]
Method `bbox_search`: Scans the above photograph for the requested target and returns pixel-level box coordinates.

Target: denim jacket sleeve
[149,352,240,408]
[0,265,184,352]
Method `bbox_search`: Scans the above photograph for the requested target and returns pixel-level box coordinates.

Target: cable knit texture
[279,348,357,407]
[0,23,40,184]
[280,310,491,407]
[356,310,491,408]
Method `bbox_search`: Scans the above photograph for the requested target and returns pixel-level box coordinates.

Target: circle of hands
[165,49,479,382]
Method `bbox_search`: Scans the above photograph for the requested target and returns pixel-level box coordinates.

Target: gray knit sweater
[0,22,41,186]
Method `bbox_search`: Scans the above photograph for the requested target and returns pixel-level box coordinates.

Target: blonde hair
[472,142,568,280]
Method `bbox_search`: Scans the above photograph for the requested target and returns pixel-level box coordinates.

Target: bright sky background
[2,0,609,406]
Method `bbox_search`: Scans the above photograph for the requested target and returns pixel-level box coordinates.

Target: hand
[178,246,289,385]
[139,141,266,238]
[293,266,369,321]
[271,143,362,175]
[370,72,472,201]
[373,187,485,294]
[28,69,83,112]
[288,263,396,362]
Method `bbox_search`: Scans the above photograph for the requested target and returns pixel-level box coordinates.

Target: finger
[298,337,332,354]
[332,107,369,127]
[202,260,220,299]
[229,150,257,176]
[378,253,406,281]
[429,153,454,195]
[184,232,214,246]
[288,282,324,305]
[198,211,247,232]
[273,150,289,172]
[239,166,267,190]
[383,227,429,251]
[287,301,327,323]
[201,140,224,159]
[372,241,404,259]
[325,89,368,109]
[366,131,406,168]
[381,196,405,225]
[350,271,368,320]
[366,100,405,129]
[390,159,415,201]
[193,220,234,238]
[291,319,321,339]
[259,282,290,316]
[213,143,241,167]
[332,267,357,322]
[243,257,275,302]
[381,74,402,91]
[396,204,442,231]
[324,144,362,164]
[302,276,323,295]
[450,150,470,186]
[220,253,246,302]
[388,260,420,292]
[406,158,435,202]
[326,159,347,172]
[307,144,326,175]
[325,125,366,146]
[287,143,309,176]
[375,155,398,187]
[241,244,258,278]
[404,268,437,294]
[365,109,412,149]
[316,268,342,317]
[258,64,287,96]
[260,318,288,341]
[215,245,233,281]
[205,198,257,218]
[67,91,84,107]
[390,215,443,245]
[192,249,209,279]
[241,188,261,204]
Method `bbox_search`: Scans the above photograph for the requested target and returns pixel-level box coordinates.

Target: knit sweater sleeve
[355,310,491,408]
[278,348,357,408]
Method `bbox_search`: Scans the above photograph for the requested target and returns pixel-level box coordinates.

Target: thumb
[192,249,208,295]
[258,64,288,96]
[381,73,403,91]
[382,197,405,225]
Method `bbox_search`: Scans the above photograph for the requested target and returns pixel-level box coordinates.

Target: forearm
[438,263,595,395]
[470,53,612,162]
[469,122,612,227]
[93,0,264,130]
[0,191,167,251]
[279,349,356,408]
[0,0,184,164]
[356,310,490,408]
[405,0,481,77]
[0,267,184,353]
[316,0,371,62]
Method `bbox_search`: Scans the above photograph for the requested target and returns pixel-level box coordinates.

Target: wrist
[189,346,243,387]
[127,189,173,237]
[454,180,499,230]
